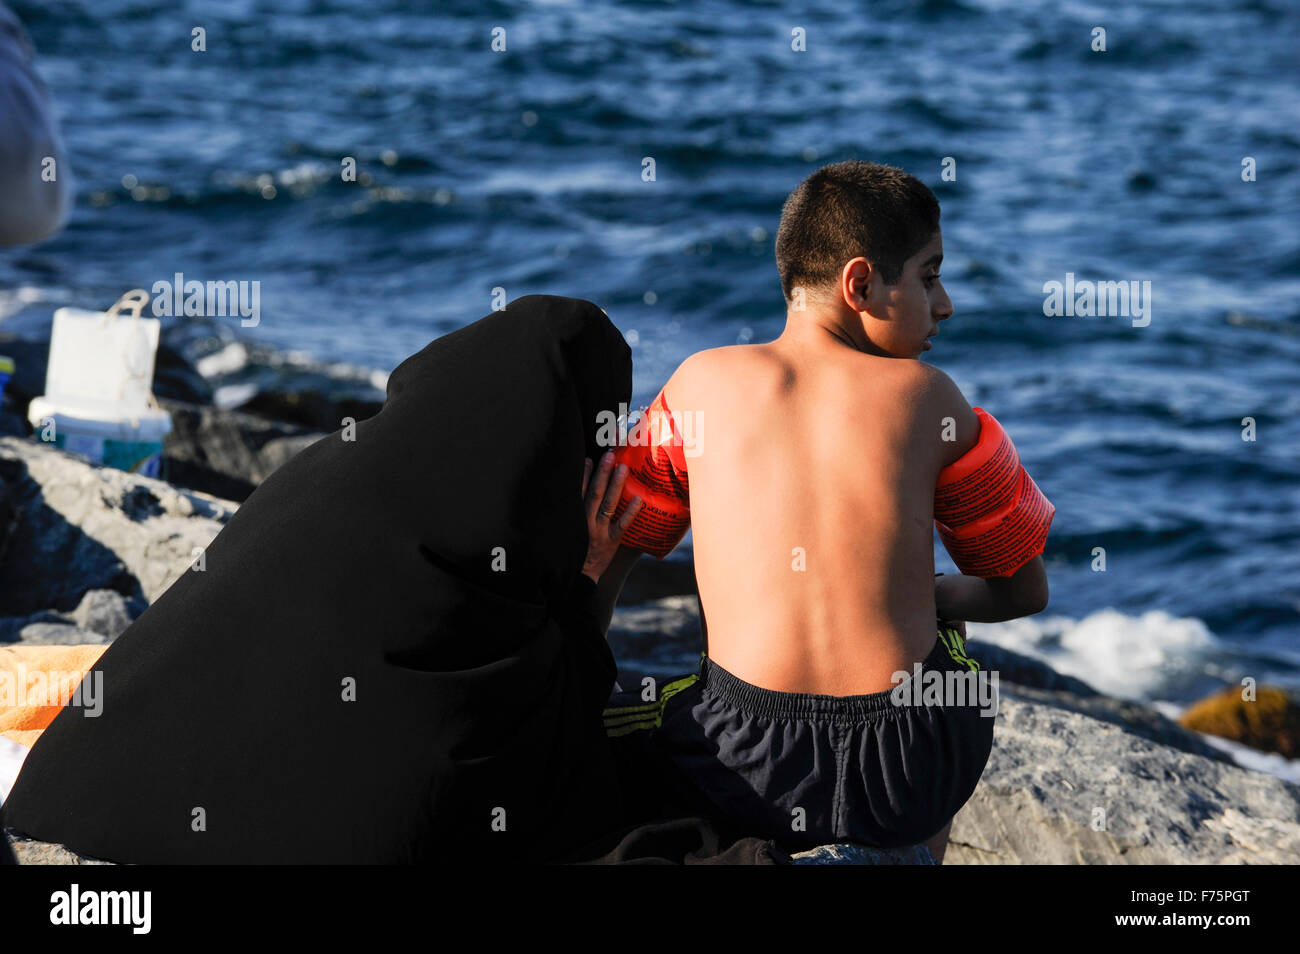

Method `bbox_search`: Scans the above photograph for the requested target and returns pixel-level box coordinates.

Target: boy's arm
[591,358,699,633]
[936,556,1049,623]
[606,362,694,563]
[926,367,1053,622]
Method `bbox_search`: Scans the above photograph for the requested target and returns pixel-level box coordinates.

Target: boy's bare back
[596,161,1051,856]
[666,336,978,695]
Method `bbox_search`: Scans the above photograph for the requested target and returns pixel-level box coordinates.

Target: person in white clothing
[0,2,71,247]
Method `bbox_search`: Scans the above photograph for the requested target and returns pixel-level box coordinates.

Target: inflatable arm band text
[934,406,1055,578]
[609,388,690,560]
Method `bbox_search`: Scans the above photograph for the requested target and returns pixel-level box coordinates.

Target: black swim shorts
[608,626,997,852]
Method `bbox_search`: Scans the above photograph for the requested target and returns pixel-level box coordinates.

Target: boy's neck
[779,307,891,358]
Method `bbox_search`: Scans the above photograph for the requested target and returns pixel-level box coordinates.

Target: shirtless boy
[592,160,1055,863]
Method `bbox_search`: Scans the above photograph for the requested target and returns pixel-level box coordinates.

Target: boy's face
[850,231,953,359]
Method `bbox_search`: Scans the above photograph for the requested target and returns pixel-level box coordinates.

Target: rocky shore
[1,334,1298,864]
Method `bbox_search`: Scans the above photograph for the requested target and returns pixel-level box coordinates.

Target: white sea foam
[967,608,1221,703]
[1194,734,1300,785]
[195,341,249,377]
[277,349,390,393]
[213,383,259,408]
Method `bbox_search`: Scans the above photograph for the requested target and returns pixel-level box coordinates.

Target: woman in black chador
[3,295,676,863]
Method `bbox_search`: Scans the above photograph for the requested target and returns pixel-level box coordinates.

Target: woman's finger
[587,451,615,512]
[581,457,592,497]
[599,462,630,520]
[611,497,644,537]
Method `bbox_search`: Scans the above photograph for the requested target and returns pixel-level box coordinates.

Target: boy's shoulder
[664,348,970,415]
[675,344,743,371]
[908,361,979,463]
[901,358,964,405]
[658,345,747,404]
[666,344,955,396]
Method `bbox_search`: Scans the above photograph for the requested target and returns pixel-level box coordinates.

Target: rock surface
[158,397,327,502]
[235,389,382,432]
[948,688,1300,864]
[968,645,1235,765]
[4,829,113,865]
[0,589,134,645]
[0,436,234,618]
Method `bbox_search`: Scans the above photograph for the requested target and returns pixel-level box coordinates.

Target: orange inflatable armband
[608,388,690,559]
[934,407,1055,578]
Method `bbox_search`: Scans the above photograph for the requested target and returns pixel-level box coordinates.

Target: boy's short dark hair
[775,161,940,302]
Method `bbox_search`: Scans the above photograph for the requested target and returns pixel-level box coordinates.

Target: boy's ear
[842,257,873,308]
[858,263,874,305]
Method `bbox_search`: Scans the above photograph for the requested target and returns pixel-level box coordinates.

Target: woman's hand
[581,451,644,582]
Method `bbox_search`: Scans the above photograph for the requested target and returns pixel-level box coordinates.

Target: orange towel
[0,644,108,749]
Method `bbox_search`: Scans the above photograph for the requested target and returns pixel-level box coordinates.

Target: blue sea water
[1,0,1297,715]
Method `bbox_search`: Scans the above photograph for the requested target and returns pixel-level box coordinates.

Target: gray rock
[0,436,235,616]
[152,341,215,406]
[0,590,134,645]
[257,433,330,475]
[946,696,1300,864]
[158,397,327,502]
[0,608,70,642]
[4,620,109,645]
[235,389,382,432]
[4,829,115,865]
[998,682,1234,765]
[72,589,135,641]
[963,641,1232,764]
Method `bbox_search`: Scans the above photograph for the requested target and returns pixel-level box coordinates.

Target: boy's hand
[580,452,644,582]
